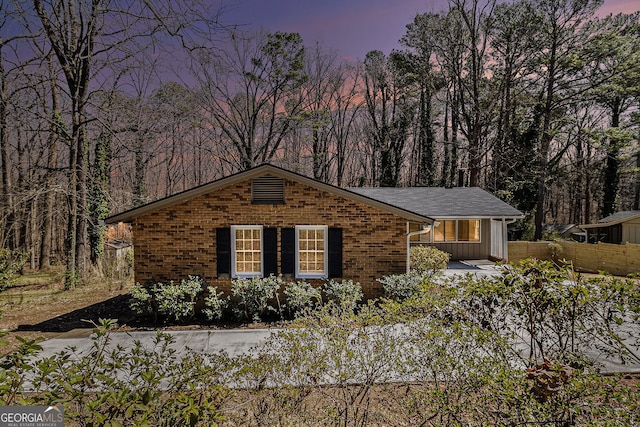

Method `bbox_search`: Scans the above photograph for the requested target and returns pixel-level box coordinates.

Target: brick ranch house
[107,164,523,299]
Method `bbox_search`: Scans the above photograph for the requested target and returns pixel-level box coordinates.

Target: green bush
[231,275,283,322]
[129,283,153,317]
[0,249,29,291]
[409,245,449,277]
[1,319,230,425]
[377,271,425,300]
[129,276,204,323]
[323,279,363,309]
[283,280,321,318]
[203,286,228,322]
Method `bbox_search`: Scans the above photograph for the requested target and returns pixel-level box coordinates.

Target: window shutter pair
[217,227,342,278]
[281,227,342,278]
[216,228,277,277]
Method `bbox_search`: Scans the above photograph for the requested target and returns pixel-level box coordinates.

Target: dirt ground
[0,270,137,355]
[0,269,268,356]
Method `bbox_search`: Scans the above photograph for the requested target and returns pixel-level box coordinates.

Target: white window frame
[433,219,481,243]
[295,225,328,279]
[231,225,263,278]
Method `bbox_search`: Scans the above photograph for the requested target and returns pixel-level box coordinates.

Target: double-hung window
[231,225,263,278]
[295,225,328,278]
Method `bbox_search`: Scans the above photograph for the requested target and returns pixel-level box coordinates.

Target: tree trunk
[602,97,621,218]
[534,30,558,241]
[634,150,640,211]
[40,53,60,270]
[0,44,16,249]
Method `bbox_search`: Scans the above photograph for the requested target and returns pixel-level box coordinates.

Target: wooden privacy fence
[508,241,640,276]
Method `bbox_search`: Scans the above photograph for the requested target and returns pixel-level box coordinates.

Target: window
[434,220,481,243]
[458,220,480,242]
[231,225,263,277]
[295,226,328,278]
[434,220,456,242]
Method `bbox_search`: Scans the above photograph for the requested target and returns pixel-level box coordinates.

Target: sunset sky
[219,0,638,61]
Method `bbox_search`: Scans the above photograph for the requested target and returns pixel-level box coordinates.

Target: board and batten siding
[622,217,640,244]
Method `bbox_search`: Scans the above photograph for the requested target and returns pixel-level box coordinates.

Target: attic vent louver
[252,175,285,204]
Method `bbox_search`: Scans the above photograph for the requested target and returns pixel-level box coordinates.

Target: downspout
[407,223,436,273]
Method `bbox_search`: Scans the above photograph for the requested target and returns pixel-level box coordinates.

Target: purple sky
[219,0,638,61]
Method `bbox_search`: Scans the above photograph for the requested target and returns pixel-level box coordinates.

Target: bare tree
[193,29,307,170]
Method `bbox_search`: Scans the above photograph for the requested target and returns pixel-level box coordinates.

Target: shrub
[203,286,229,322]
[129,283,153,316]
[548,241,563,262]
[323,279,363,309]
[409,245,449,277]
[377,271,425,300]
[0,249,29,291]
[231,275,283,322]
[283,280,321,318]
[1,319,230,424]
[129,276,204,323]
[153,276,203,323]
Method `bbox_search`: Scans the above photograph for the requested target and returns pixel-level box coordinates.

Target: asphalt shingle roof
[598,211,640,223]
[348,187,524,218]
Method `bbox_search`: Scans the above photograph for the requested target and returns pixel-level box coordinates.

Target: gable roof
[348,187,524,219]
[580,210,640,229]
[106,164,433,224]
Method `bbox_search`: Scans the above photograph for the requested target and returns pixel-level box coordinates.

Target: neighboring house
[104,240,132,260]
[542,223,583,241]
[579,211,640,244]
[107,164,523,298]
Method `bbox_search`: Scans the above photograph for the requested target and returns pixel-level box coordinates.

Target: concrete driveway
[443,260,504,278]
[35,328,275,360]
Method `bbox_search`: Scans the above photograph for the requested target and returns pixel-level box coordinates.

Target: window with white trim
[434,220,480,243]
[295,225,328,278]
[231,225,263,277]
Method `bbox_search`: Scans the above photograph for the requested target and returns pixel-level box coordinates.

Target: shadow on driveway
[16,294,135,333]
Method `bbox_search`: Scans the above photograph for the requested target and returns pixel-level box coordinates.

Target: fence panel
[508,241,640,276]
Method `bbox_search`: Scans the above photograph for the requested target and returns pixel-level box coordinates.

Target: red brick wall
[132,178,410,299]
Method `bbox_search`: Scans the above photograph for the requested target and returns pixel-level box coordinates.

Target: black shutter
[263,227,278,276]
[328,228,343,278]
[216,228,231,277]
[281,228,295,276]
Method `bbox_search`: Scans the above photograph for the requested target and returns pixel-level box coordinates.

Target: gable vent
[252,175,285,204]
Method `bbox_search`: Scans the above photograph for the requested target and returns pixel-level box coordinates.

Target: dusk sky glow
[219,0,638,61]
